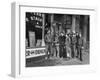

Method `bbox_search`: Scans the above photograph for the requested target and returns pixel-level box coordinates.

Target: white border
[11,2,97,78]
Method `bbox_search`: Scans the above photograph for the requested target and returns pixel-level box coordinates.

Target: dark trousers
[71,45,75,58]
[59,45,66,58]
[77,46,82,61]
[76,45,79,57]
[79,47,82,61]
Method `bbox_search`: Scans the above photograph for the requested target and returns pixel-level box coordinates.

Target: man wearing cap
[59,32,66,58]
[70,32,77,58]
[45,30,52,59]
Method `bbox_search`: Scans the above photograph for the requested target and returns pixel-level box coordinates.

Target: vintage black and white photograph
[25,12,90,67]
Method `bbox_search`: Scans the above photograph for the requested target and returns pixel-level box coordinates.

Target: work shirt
[45,33,52,44]
[59,35,66,45]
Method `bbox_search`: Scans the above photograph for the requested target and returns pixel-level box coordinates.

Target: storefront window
[26,12,43,48]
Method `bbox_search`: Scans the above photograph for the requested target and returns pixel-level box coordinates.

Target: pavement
[26,49,89,67]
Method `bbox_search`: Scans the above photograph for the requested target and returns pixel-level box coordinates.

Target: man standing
[78,33,83,61]
[45,30,52,59]
[52,33,59,57]
[70,32,77,58]
[76,32,83,61]
[65,33,71,58]
[59,32,66,58]
[76,32,80,58]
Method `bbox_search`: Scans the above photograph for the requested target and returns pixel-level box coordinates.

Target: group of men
[45,30,83,61]
[67,32,83,61]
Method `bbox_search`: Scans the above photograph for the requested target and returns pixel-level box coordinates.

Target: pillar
[72,15,76,33]
[41,13,45,46]
[75,16,80,33]
[64,15,67,33]
[83,16,88,47]
[50,14,54,36]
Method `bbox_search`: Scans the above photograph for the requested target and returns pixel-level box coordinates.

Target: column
[64,15,67,33]
[50,14,54,36]
[72,15,76,33]
[76,16,80,33]
[83,16,88,47]
[41,13,45,46]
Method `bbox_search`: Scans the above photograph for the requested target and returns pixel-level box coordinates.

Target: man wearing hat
[59,32,66,58]
[45,30,52,59]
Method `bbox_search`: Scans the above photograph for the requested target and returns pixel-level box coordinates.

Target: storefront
[25,12,90,63]
[26,12,47,63]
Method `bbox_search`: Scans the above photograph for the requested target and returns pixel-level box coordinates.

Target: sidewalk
[26,50,89,67]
